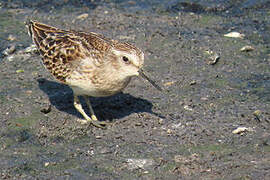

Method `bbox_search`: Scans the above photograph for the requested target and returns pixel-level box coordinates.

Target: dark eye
[122,56,129,62]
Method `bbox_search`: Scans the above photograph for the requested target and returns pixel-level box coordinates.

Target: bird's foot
[77,118,107,129]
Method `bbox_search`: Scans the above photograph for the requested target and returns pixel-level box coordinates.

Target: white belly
[66,77,131,97]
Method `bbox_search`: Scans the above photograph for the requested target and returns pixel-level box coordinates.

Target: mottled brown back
[27,20,113,83]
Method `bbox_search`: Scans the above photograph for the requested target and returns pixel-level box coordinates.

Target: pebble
[7,34,16,41]
[240,45,255,52]
[3,45,16,56]
[190,80,196,85]
[40,104,51,114]
[24,44,38,54]
[76,13,88,20]
[224,32,245,38]
[208,54,220,65]
[253,110,261,116]
[95,136,102,139]
[184,105,193,111]
[44,162,50,167]
[232,126,254,135]
[126,158,154,170]
[163,81,175,87]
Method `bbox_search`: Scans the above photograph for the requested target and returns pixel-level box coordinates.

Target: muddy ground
[0,0,269,179]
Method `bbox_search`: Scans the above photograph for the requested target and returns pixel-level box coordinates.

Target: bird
[26,20,161,128]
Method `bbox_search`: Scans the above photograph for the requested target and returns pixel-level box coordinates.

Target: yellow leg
[83,96,98,121]
[73,95,106,128]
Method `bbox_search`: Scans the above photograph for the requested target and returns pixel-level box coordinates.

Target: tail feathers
[26,20,66,48]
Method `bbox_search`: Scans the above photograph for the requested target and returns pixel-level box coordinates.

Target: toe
[91,121,107,129]
[77,119,88,124]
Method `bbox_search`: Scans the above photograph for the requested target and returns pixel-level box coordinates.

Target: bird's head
[111,42,144,78]
[110,42,162,91]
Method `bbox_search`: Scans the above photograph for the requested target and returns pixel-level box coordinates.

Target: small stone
[76,13,88,20]
[3,45,16,56]
[224,32,245,38]
[253,110,262,121]
[7,55,15,61]
[205,50,213,55]
[40,104,51,114]
[135,122,142,126]
[25,90,32,94]
[201,97,208,101]
[184,105,193,111]
[163,81,175,87]
[253,110,261,116]
[232,126,254,135]
[240,45,255,52]
[208,54,220,65]
[24,44,38,54]
[158,118,163,124]
[190,80,196,85]
[44,162,50,167]
[126,158,154,170]
[7,34,16,41]
[171,123,182,129]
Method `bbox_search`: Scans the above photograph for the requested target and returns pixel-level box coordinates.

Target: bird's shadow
[37,78,161,121]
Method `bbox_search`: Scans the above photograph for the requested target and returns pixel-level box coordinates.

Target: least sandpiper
[26,20,161,128]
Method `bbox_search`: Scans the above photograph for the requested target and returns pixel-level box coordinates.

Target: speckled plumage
[27,20,159,128]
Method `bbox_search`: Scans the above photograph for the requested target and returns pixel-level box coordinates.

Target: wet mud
[0,0,269,179]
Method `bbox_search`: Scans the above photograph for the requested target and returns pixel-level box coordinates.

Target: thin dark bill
[139,69,162,92]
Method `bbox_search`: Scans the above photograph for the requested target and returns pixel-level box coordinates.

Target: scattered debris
[253,110,261,116]
[7,34,16,41]
[174,153,199,163]
[126,158,154,170]
[184,105,193,111]
[173,153,202,175]
[76,13,88,20]
[240,45,255,52]
[167,129,172,134]
[44,162,50,167]
[158,118,164,124]
[7,54,15,61]
[40,104,51,114]
[171,123,182,129]
[253,110,262,121]
[190,80,196,85]
[204,50,213,55]
[3,45,16,56]
[118,35,135,41]
[16,69,24,73]
[232,126,254,135]
[208,54,220,65]
[204,50,220,65]
[24,44,38,54]
[15,123,23,127]
[163,81,176,87]
[25,90,32,95]
[201,97,208,101]
[135,122,142,126]
[224,32,245,38]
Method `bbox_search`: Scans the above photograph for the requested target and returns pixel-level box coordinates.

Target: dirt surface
[0,0,270,179]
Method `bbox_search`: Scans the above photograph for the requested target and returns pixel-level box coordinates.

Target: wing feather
[27,20,113,82]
